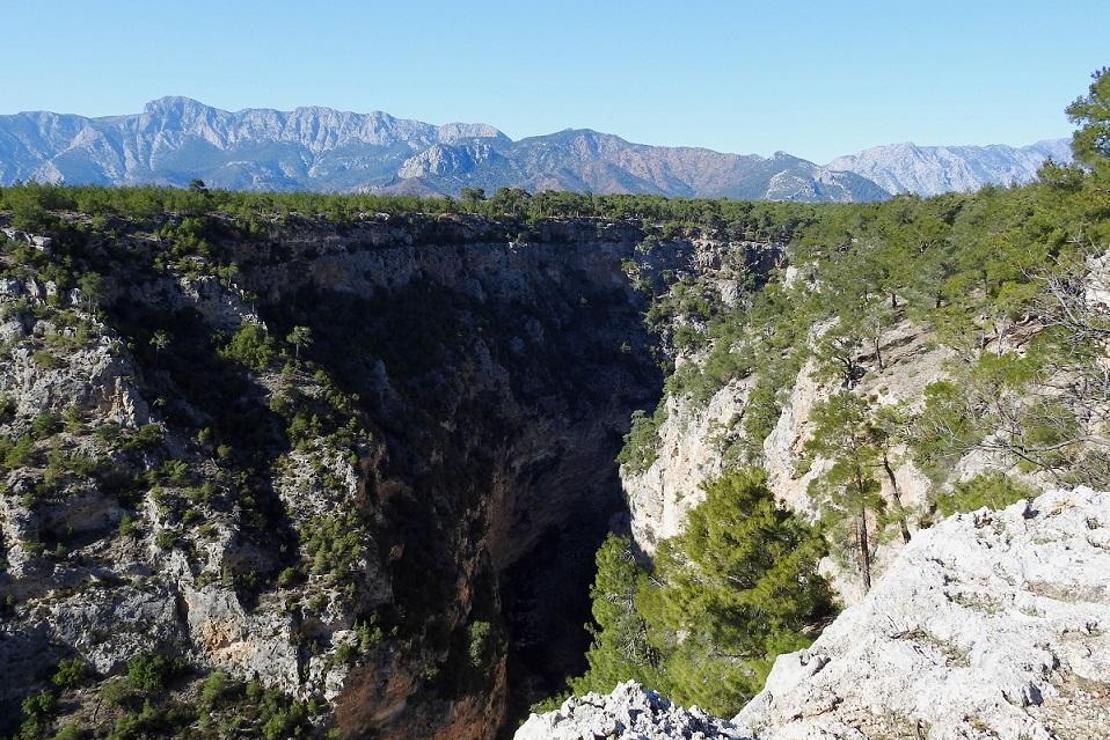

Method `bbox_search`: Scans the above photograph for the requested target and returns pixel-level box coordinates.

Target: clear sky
[3,0,1106,162]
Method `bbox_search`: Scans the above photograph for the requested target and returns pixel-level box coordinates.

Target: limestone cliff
[621,304,1062,602]
[2,213,736,737]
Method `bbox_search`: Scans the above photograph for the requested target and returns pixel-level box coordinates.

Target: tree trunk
[873,333,885,371]
[855,473,873,593]
[882,452,912,544]
[858,505,872,593]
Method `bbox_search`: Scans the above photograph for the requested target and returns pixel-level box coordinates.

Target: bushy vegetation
[586,67,1110,713]
[0,179,823,242]
[565,469,833,716]
[621,68,1110,496]
[11,655,324,739]
[616,406,667,474]
[934,472,1037,517]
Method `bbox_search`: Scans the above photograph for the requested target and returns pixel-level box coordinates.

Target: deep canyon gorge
[1,68,1109,736]
[1,208,789,737]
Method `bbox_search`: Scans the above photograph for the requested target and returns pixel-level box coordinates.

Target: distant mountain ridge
[827,139,1073,196]
[0,97,1070,201]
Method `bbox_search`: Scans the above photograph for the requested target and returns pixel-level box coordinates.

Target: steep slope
[2,98,1073,200]
[393,131,888,202]
[826,139,1072,196]
[734,487,1110,739]
[0,213,679,737]
[0,97,510,191]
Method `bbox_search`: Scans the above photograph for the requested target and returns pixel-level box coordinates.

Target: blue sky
[3,1,1106,162]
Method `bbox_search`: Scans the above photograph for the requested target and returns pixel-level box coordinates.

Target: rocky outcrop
[624,379,752,552]
[623,313,990,603]
[515,681,744,740]
[522,488,1110,739]
[734,487,1110,739]
[620,239,782,553]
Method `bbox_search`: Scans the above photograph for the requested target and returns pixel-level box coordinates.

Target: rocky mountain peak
[0,98,1071,200]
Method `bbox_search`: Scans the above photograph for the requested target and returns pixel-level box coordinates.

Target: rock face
[1,98,1069,199]
[515,681,744,740]
[0,99,888,200]
[735,487,1110,739]
[624,379,752,552]
[623,318,944,597]
[5,213,768,737]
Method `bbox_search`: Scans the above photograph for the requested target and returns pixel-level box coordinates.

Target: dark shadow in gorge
[497,440,629,728]
[251,242,662,733]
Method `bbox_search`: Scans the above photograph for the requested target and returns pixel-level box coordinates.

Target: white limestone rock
[624,378,752,552]
[734,487,1110,739]
[515,681,746,740]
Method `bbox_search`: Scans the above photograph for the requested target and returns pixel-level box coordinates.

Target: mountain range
[0,96,1071,201]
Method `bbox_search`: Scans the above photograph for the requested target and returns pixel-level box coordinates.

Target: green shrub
[154,530,178,550]
[466,620,493,669]
[31,413,61,437]
[124,653,185,695]
[17,689,58,740]
[52,721,81,740]
[220,323,276,372]
[99,678,131,707]
[617,406,667,475]
[1,434,34,471]
[51,656,87,689]
[122,424,164,452]
[197,671,235,712]
[32,349,62,369]
[118,513,139,537]
[935,472,1036,517]
[303,510,365,583]
[20,690,57,720]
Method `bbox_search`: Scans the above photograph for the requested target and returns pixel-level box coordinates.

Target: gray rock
[827,139,1072,197]
[515,681,746,740]
[734,487,1110,739]
[44,583,190,675]
[0,98,885,200]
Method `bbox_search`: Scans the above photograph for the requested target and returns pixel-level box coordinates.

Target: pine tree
[1067,67,1110,171]
[805,392,888,592]
[569,535,660,696]
[640,468,834,714]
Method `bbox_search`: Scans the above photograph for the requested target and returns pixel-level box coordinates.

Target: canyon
[1,153,1107,737]
[0,210,788,737]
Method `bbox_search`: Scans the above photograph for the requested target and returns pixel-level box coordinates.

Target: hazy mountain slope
[0,97,1070,200]
[389,131,888,202]
[0,97,510,192]
[826,139,1072,196]
[0,98,886,201]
